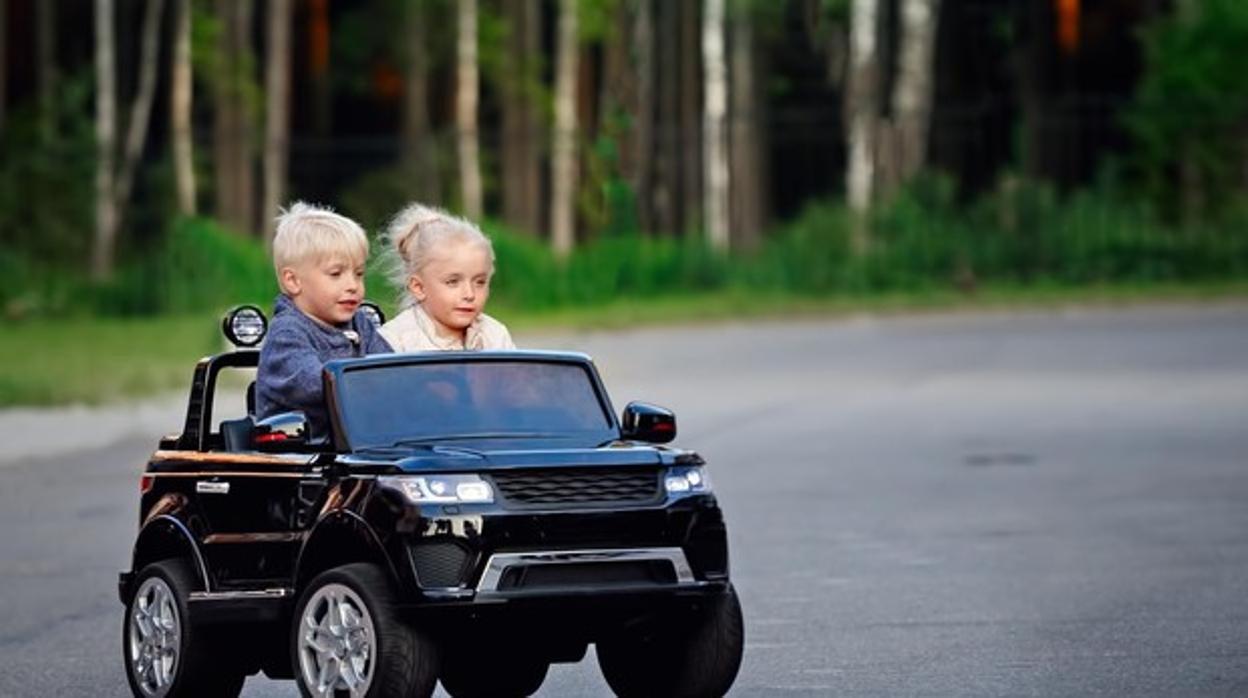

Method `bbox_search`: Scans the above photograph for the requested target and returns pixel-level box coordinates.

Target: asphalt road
[2,303,1247,696]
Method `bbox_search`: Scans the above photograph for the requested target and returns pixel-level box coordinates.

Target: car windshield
[335,359,616,450]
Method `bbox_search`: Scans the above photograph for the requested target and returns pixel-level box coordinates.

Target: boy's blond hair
[271,201,370,280]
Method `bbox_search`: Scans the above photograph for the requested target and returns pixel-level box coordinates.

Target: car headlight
[379,475,495,504]
[664,466,711,495]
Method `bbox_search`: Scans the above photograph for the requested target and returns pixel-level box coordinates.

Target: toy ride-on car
[118,305,743,698]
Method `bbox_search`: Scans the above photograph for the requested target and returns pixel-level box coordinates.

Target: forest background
[2,0,1248,405]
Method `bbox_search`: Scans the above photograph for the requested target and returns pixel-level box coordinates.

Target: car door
[192,450,325,589]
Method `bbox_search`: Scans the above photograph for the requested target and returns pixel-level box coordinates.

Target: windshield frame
[323,351,621,453]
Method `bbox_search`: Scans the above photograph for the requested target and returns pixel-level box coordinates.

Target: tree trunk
[1015,0,1052,180]
[654,0,681,234]
[680,0,702,232]
[262,0,293,246]
[456,0,483,220]
[36,0,57,140]
[402,1,440,204]
[500,0,541,234]
[1177,0,1202,227]
[308,0,331,138]
[702,0,729,249]
[551,0,579,256]
[602,0,636,177]
[0,0,7,135]
[729,3,765,250]
[114,0,166,222]
[634,0,655,233]
[172,0,195,216]
[171,0,195,215]
[846,0,880,254]
[891,0,940,181]
[213,0,256,235]
[92,0,117,280]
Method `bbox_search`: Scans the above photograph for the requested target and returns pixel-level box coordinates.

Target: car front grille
[489,468,662,508]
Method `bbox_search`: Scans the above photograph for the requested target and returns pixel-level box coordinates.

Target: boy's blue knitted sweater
[255,294,392,439]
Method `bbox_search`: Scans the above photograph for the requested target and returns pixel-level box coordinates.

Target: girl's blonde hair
[271,201,369,278]
[382,203,495,308]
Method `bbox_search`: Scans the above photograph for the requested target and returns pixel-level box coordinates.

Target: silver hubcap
[298,582,377,697]
[128,577,181,697]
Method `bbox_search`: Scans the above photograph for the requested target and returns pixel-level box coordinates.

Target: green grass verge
[0,314,224,407]
[3,280,1247,408]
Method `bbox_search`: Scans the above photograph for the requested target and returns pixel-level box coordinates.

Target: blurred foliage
[1124,0,1248,219]
[9,176,1248,323]
[0,77,95,263]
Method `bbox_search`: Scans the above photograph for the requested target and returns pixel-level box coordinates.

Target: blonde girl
[379,204,515,351]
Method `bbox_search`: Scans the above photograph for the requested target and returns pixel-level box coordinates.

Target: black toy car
[118,306,743,698]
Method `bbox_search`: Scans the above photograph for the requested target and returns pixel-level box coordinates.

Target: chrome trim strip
[202,531,304,544]
[475,547,695,592]
[151,471,316,479]
[189,588,294,602]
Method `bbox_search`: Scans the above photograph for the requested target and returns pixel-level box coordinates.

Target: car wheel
[122,559,247,698]
[597,584,744,698]
[291,563,439,698]
[439,646,549,697]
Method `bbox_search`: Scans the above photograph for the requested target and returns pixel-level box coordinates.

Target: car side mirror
[253,411,309,451]
[620,402,676,444]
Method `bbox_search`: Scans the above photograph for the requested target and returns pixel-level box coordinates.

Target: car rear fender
[126,515,211,600]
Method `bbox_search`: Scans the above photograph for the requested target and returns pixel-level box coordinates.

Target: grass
[0,314,225,407]
[3,279,1248,408]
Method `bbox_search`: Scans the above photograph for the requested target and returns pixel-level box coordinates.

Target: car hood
[349,444,691,472]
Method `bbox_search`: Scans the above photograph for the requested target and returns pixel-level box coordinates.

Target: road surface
[2,303,1247,696]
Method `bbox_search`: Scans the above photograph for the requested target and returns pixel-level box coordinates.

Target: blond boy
[256,202,392,439]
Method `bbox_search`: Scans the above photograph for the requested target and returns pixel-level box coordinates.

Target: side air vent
[409,540,471,588]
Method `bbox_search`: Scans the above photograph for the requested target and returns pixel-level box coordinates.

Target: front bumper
[379,492,730,604]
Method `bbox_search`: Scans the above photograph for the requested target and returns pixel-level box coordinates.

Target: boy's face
[280,254,365,326]
[409,240,493,339]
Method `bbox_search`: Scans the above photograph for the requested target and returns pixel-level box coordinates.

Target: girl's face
[409,239,493,340]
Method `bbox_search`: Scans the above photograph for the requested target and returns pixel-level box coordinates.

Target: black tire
[440,645,550,697]
[122,559,247,698]
[291,563,439,698]
[597,585,744,698]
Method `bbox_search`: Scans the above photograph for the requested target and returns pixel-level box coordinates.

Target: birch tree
[262,0,294,245]
[94,0,167,280]
[551,0,579,256]
[702,0,729,249]
[845,0,880,253]
[93,0,117,280]
[171,0,195,215]
[892,0,940,181]
[114,0,166,214]
[456,0,483,220]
